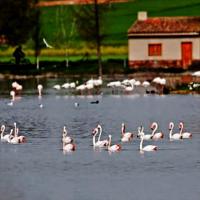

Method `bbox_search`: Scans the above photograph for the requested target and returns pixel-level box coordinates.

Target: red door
[181,42,192,68]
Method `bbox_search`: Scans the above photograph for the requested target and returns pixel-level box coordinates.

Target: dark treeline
[0,0,38,46]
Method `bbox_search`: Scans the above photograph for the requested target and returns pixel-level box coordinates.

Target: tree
[0,0,37,46]
[74,1,107,77]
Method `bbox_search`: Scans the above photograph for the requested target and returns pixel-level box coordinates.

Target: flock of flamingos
[0,120,192,153]
[1,79,192,154]
[63,121,192,153]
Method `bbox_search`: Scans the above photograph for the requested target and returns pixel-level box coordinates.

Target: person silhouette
[13,45,25,65]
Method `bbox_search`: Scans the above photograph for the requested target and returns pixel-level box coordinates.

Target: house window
[148,44,162,56]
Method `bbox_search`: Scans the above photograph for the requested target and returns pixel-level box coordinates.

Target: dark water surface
[0,82,200,200]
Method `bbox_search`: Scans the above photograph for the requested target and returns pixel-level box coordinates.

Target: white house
[128,12,200,69]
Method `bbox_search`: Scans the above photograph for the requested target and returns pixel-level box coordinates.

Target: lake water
[0,79,200,200]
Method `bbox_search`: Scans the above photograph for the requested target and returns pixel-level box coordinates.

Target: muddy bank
[0,71,199,88]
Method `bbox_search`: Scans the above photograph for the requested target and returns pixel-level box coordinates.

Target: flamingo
[150,122,164,140]
[140,135,158,152]
[137,126,153,140]
[13,123,27,143]
[69,82,76,88]
[0,125,13,142]
[53,84,61,90]
[169,122,182,140]
[37,84,43,98]
[62,83,70,89]
[192,71,200,77]
[96,125,109,146]
[92,128,108,148]
[8,129,20,144]
[124,82,134,94]
[121,123,134,142]
[179,122,192,139]
[76,84,87,95]
[62,126,73,144]
[134,80,141,86]
[142,81,150,87]
[10,90,15,101]
[108,135,121,152]
[63,142,76,152]
[16,128,27,143]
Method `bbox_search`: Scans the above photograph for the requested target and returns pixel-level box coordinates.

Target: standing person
[13,45,25,65]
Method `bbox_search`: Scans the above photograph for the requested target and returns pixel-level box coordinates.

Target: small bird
[74,102,79,107]
[90,100,99,104]
[43,38,53,48]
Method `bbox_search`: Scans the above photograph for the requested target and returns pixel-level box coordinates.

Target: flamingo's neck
[179,124,183,136]
[169,124,174,139]
[137,127,141,136]
[38,90,42,97]
[128,82,134,90]
[1,127,5,138]
[121,125,125,135]
[15,128,19,137]
[98,126,102,142]
[93,134,96,146]
[14,123,17,137]
[151,124,157,136]
[108,136,111,147]
[9,129,13,136]
[140,137,143,150]
[140,127,145,137]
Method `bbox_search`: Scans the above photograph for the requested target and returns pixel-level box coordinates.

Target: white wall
[128,37,200,61]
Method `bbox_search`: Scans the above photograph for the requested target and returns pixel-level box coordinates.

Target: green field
[39,0,200,47]
[1,0,200,61]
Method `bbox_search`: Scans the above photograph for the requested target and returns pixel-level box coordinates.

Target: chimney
[137,11,147,21]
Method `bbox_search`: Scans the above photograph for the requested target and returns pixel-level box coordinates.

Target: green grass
[37,0,200,48]
[2,0,200,58]
[0,54,127,63]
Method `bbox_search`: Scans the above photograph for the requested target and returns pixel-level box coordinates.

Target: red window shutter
[149,44,162,56]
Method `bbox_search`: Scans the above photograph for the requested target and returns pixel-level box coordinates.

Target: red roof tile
[128,17,200,34]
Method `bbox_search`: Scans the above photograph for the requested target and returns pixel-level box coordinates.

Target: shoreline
[0,71,199,85]
[0,72,199,94]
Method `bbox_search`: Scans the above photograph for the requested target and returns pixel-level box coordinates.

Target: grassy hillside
[39,0,200,48]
